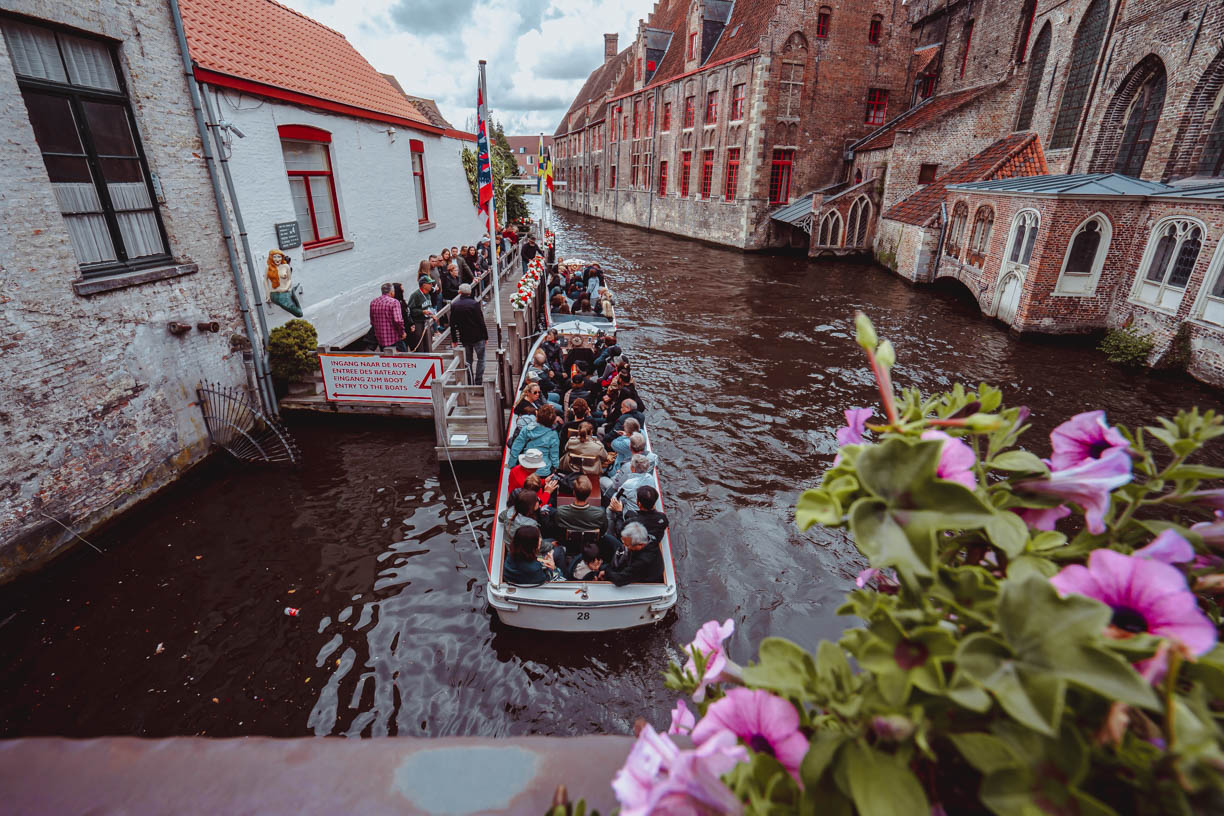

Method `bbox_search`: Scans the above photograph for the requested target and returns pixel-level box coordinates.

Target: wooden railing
[430,346,503,456]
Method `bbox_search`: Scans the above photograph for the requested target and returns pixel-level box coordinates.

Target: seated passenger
[527,352,561,404]
[508,403,560,476]
[598,521,664,585]
[499,489,540,542]
[561,425,612,480]
[558,398,592,447]
[508,448,548,495]
[567,540,603,580]
[551,293,571,315]
[604,455,656,518]
[541,329,564,372]
[608,398,645,436]
[604,431,658,494]
[616,485,670,545]
[573,294,594,314]
[503,525,566,585]
[514,382,544,415]
[518,472,558,510]
[555,475,607,536]
[605,417,641,481]
[596,287,614,319]
[563,373,597,417]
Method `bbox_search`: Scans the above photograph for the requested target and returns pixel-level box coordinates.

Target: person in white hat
[508,448,557,496]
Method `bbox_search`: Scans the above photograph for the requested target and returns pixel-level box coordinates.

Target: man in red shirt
[369,282,405,351]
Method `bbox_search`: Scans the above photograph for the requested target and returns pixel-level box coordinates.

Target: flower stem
[865,346,899,427]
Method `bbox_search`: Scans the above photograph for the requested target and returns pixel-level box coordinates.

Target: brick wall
[0,1,249,580]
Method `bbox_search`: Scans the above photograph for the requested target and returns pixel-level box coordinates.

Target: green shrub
[267,319,318,381]
[1099,326,1154,367]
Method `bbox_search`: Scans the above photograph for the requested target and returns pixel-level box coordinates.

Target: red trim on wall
[194,67,477,142]
[278,124,331,142]
[409,138,425,152]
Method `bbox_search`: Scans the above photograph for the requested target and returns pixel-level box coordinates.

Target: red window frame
[662,101,672,131]
[632,101,640,139]
[699,150,714,199]
[279,125,343,247]
[410,137,429,224]
[680,151,692,197]
[731,84,745,120]
[816,11,830,38]
[769,148,794,205]
[593,167,600,194]
[630,154,639,187]
[636,58,642,81]
[865,88,888,125]
[611,109,618,143]
[658,160,668,196]
[646,97,654,135]
[684,96,695,128]
[960,20,975,78]
[868,17,882,44]
[610,164,617,188]
[688,32,698,59]
[919,75,936,99]
[724,148,740,200]
[705,90,718,124]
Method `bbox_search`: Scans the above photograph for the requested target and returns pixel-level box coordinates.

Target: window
[680,151,692,197]
[1016,0,1037,63]
[1055,215,1111,296]
[622,109,629,140]
[593,167,600,194]
[699,150,715,199]
[643,153,652,190]
[646,97,654,135]
[1197,242,1224,325]
[854,168,864,184]
[662,102,672,131]
[684,96,696,128]
[780,62,804,118]
[868,15,882,44]
[1136,219,1204,310]
[705,90,718,125]
[918,163,939,184]
[1051,0,1108,150]
[816,7,831,38]
[1005,210,1040,271]
[866,89,888,125]
[731,84,746,120]
[281,126,342,246]
[967,206,994,265]
[633,100,640,139]
[846,196,871,247]
[610,164,617,189]
[658,160,668,196]
[1016,23,1051,131]
[612,108,619,143]
[818,211,842,246]
[945,202,969,257]
[769,149,794,204]
[630,154,639,187]
[960,20,975,79]
[636,58,642,81]
[724,148,740,200]
[5,18,169,272]
[410,139,429,223]
[1113,67,1166,177]
[919,74,937,99]
[688,32,698,59]
[1199,106,1224,177]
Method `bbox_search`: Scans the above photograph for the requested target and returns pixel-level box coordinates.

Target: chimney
[604,33,618,63]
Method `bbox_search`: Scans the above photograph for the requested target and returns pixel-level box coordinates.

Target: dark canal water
[1,209,1219,740]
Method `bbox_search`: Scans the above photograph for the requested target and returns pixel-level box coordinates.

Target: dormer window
[688,31,698,59]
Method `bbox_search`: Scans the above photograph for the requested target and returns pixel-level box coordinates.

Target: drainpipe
[167,0,278,416]
[1066,0,1124,173]
[930,201,948,283]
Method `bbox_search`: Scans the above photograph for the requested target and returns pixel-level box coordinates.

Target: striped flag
[476,82,496,233]
[537,135,546,196]
[544,146,554,192]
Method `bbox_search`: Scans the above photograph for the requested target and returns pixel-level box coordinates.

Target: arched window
[967,206,994,265]
[1005,210,1040,271]
[945,202,969,257]
[1015,0,1037,63]
[854,168,863,184]
[818,211,842,246]
[1199,104,1224,177]
[1195,241,1224,325]
[845,196,871,247]
[1055,215,1112,296]
[1112,63,1167,177]
[1135,218,1205,310]
[779,33,808,119]
[1051,0,1108,150]
[1016,23,1051,131]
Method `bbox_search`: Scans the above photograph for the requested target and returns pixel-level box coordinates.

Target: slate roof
[180,0,430,127]
[1158,182,1224,201]
[948,173,1175,196]
[853,83,1001,152]
[770,193,816,225]
[884,133,1048,226]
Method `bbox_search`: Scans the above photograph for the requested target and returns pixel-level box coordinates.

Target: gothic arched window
[1056,215,1112,296]
[946,202,969,257]
[1015,0,1037,63]
[1114,66,1166,177]
[1051,0,1108,149]
[1016,23,1051,131]
[967,206,994,265]
[818,211,842,246]
[1135,218,1204,310]
[1198,104,1224,177]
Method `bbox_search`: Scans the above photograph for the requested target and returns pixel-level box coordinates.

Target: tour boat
[485,314,676,632]
[547,260,618,333]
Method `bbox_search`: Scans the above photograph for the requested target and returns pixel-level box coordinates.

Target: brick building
[551,0,912,249]
[0,2,250,579]
[505,135,554,179]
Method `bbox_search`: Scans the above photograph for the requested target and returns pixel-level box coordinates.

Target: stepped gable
[555,46,630,136]
[179,0,429,126]
[854,83,1001,152]
[380,73,457,130]
[884,133,1048,227]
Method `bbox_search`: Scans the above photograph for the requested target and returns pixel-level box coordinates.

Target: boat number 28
[576,612,590,620]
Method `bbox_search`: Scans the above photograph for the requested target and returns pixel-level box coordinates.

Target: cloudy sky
[283,0,641,135]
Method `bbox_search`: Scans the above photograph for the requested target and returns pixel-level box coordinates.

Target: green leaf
[856,438,942,504]
[945,670,992,711]
[815,641,855,695]
[948,732,1023,775]
[957,633,1065,735]
[986,511,1029,557]
[849,498,932,579]
[989,450,1048,474]
[1165,464,1224,481]
[1005,554,1057,581]
[796,488,840,530]
[742,637,818,699]
[842,741,929,816]
[800,733,847,789]
[1028,531,1068,552]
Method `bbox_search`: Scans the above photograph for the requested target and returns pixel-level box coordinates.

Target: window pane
[1016,25,1051,131]
[309,176,338,240]
[412,152,424,174]
[99,157,144,183]
[2,20,67,82]
[53,182,115,263]
[1051,0,1108,149]
[59,33,120,91]
[1021,221,1038,263]
[22,91,84,154]
[82,101,139,156]
[1009,224,1027,263]
[281,140,329,172]
[107,181,152,211]
[1146,231,1176,282]
[1212,267,1224,298]
[415,175,427,220]
[43,154,93,183]
[115,210,163,258]
[1169,229,1201,288]
[1199,106,1224,177]
[288,177,313,242]
[1065,222,1101,274]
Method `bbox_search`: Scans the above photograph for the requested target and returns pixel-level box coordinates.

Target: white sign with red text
[318,353,442,403]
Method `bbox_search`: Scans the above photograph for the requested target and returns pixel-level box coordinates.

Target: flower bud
[871,714,915,742]
[854,312,878,351]
[876,340,896,369]
[964,413,1006,432]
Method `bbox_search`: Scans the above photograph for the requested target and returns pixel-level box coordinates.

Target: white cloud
[282,0,642,135]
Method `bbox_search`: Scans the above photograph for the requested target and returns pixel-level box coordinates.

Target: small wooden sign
[275,221,301,250]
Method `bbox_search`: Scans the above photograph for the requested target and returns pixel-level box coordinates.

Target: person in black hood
[599,521,663,585]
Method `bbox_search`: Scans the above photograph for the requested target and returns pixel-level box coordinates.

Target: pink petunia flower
[834,408,873,465]
[1012,505,1072,531]
[856,567,899,590]
[1016,448,1132,535]
[920,430,978,490]
[668,699,695,735]
[1049,410,1131,471]
[1134,530,1195,565]
[684,619,734,702]
[690,688,811,780]
[1192,515,1224,551]
[1050,549,1217,661]
[1184,489,1224,512]
[612,724,747,816]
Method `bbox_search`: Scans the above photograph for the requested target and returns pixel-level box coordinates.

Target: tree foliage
[461,118,529,226]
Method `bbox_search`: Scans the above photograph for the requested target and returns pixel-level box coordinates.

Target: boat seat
[557,527,602,557]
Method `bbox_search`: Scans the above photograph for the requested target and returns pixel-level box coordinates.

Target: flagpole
[478,60,502,334]
[539,131,547,240]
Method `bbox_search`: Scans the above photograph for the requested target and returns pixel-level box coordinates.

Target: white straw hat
[518,448,546,470]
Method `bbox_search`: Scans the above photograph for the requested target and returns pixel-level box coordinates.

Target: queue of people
[546,261,614,319]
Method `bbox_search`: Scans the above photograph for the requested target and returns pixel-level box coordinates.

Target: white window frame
[1054,213,1112,297]
[945,202,969,259]
[1130,216,1207,313]
[1191,235,1224,326]
[1002,208,1040,277]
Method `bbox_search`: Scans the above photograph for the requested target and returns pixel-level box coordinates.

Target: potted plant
[268,319,319,395]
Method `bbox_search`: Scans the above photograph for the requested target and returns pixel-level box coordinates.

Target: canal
[1,209,1219,740]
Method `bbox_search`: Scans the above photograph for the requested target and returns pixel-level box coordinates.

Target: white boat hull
[487,584,676,632]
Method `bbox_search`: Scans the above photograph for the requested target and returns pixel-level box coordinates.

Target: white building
[180,0,484,347]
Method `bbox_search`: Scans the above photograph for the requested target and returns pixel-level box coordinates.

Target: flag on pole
[537,135,546,196]
[476,83,496,234]
[544,145,554,192]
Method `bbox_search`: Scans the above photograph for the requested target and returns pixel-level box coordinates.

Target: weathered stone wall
[0,0,248,580]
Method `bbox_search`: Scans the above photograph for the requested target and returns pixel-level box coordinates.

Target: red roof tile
[180,0,429,127]
[912,44,940,77]
[854,83,1000,152]
[883,133,1048,226]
